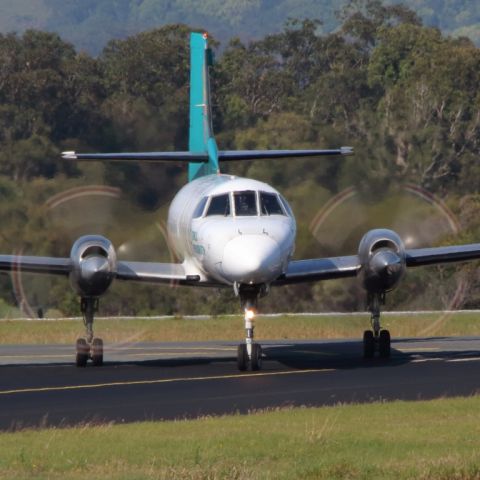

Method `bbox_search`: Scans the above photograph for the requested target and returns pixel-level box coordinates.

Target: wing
[273,255,360,285]
[0,255,211,286]
[5,244,480,287]
[275,243,480,286]
[115,261,205,285]
[406,243,480,267]
[0,255,71,275]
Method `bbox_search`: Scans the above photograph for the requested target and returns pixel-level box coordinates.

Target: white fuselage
[167,174,296,286]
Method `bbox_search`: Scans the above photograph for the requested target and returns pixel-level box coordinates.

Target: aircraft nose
[222,235,283,284]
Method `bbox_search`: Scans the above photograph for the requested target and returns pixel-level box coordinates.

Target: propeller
[308,182,468,330]
[12,184,176,318]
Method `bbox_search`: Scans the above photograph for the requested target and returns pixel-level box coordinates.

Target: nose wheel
[238,342,263,371]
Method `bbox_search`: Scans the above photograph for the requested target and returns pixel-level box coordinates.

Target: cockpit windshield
[204,190,287,218]
[260,192,284,215]
[206,194,231,216]
[234,191,257,216]
[193,196,208,218]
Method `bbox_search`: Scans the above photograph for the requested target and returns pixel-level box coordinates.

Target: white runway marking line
[410,358,444,363]
[447,357,480,363]
[396,347,440,352]
[411,356,480,363]
[0,369,334,396]
[0,354,72,359]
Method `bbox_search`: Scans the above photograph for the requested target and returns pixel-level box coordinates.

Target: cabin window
[234,191,257,216]
[206,194,231,216]
[193,197,208,218]
[260,192,284,215]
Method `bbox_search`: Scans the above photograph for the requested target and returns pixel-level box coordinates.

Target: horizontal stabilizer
[218,147,353,161]
[62,151,209,162]
[62,147,353,163]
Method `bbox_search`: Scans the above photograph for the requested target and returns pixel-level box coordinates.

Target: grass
[1,396,480,479]
[1,311,480,344]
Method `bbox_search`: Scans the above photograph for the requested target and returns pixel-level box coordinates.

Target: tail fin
[188,32,219,182]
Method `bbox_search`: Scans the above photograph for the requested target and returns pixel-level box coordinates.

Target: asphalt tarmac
[1,337,480,430]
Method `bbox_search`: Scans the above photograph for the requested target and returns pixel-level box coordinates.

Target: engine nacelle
[69,235,117,297]
[358,229,406,294]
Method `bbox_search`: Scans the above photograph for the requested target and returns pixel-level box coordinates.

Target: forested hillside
[0,0,479,55]
[0,1,479,317]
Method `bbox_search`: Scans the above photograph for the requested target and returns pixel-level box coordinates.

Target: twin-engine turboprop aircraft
[2,32,480,370]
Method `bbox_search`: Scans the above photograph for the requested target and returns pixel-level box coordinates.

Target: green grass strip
[1,312,480,344]
[1,396,480,479]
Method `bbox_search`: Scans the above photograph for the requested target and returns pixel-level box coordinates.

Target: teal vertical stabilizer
[188,32,219,182]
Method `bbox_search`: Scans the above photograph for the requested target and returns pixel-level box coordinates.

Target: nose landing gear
[237,308,263,371]
[363,293,391,359]
[75,297,104,367]
[236,285,264,371]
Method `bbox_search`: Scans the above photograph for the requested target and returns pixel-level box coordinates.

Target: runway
[1,337,480,430]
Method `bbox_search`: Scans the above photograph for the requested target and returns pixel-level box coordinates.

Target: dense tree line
[0,1,479,317]
[1,0,479,56]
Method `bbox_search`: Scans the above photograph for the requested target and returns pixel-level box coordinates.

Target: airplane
[2,31,480,371]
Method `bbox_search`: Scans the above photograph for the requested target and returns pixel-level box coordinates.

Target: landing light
[245,309,255,320]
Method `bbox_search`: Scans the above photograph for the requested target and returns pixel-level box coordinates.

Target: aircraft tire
[363,330,375,359]
[91,338,104,366]
[251,343,263,371]
[379,329,391,358]
[237,344,248,371]
[76,338,89,367]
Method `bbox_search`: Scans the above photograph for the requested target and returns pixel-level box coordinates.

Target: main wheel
[76,338,89,367]
[91,338,104,366]
[379,329,391,358]
[363,330,375,359]
[251,343,263,371]
[237,344,248,371]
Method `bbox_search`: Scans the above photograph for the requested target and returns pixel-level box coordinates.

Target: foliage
[1,0,480,55]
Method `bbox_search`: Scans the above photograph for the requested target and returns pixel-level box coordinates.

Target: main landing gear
[236,286,263,371]
[76,297,104,367]
[363,293,391,359]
